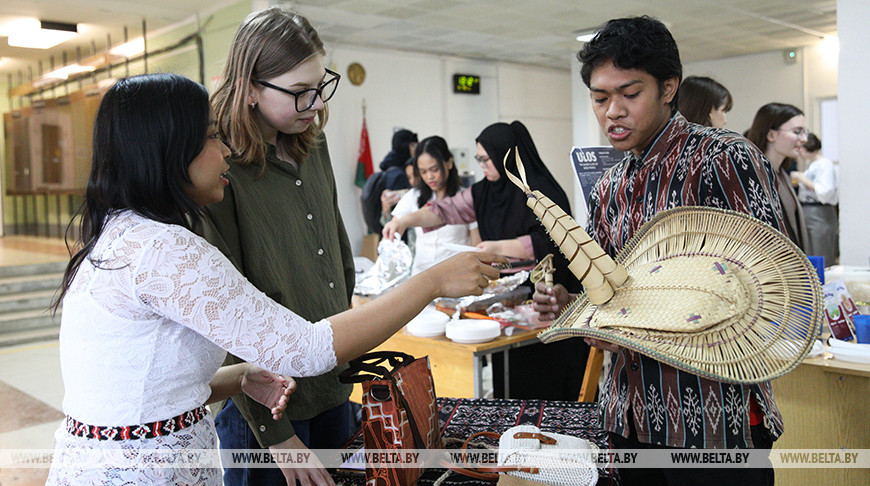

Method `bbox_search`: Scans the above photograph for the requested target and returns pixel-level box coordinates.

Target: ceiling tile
[0,0,842,75]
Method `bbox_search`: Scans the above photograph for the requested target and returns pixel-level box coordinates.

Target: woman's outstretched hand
[425,251,507,298]
[327,251,509,366]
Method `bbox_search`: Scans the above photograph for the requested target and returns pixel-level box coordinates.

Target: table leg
[473,354,482,398]
[503,349,510,398]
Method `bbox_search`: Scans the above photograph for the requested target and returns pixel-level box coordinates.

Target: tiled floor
[0,236,70,267]
[0,236,69,486]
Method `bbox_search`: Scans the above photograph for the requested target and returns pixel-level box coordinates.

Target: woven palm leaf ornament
[530,254,556,287]
[502,147,823,384]
[502,151,628,305]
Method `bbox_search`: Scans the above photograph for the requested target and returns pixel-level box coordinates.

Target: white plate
[827,339,870,363]
[445,319,501,344]
[829,347,870,363]
[829,337,870,350]
[406,309,450,338]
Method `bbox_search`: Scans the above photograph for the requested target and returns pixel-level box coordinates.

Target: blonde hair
[211,6,328,167]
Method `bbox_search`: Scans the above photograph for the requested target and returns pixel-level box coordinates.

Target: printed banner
[571,145,624,205]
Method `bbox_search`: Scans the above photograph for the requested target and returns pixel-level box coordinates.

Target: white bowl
[406,309,450,338]
[445,319,501,344]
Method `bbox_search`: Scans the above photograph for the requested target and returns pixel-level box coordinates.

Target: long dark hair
[746,102,803,154]
[52,73,211,312]
[413,136,460,208]
[678,76,732,126]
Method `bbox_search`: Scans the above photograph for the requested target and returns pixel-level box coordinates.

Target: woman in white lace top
[46,74,503,485]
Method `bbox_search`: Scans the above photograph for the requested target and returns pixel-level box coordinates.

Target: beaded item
[65,406,207,441]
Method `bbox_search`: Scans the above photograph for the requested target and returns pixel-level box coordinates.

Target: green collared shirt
[200,136,355,447]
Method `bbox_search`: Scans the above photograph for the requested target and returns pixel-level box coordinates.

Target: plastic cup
[807,255,825,285]
[854,315,870,344]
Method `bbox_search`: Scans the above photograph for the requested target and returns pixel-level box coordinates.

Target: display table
[349,326,542,401]
[772,355,870,486]
[332,397,616,485]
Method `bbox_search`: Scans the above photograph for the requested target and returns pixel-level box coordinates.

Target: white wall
[838,0,870,266]
[570,53,602,226]
[497,63,574,215]
[684,42,838,137]
[802,42,840,138]
[320,44,571,255]
[685,51,802,135]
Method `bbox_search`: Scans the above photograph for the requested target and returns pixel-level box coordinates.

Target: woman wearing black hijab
[384,121,587,401]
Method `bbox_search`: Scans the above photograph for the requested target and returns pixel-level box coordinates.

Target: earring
[250,101,257,109]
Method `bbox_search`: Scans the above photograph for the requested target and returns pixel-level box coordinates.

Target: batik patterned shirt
[586,113,787,448]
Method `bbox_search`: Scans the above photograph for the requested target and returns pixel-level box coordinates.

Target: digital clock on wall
[453,74,480,94]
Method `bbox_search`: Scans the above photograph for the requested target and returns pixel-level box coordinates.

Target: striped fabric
[586,113,787,448]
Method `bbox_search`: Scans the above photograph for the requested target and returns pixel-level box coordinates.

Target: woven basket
[497,425,598,486]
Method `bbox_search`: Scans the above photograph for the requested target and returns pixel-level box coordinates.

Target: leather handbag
[339,351,441,485]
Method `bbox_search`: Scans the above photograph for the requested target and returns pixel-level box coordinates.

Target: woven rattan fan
[503,148,822,384]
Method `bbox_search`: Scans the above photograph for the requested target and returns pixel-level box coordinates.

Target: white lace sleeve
[132,224,338,377]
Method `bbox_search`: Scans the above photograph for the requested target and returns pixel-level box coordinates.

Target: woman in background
[404,155,419,187]
[677,75,733,128]
[384,121,587,401]
[391,135,480,275]
[379,129,417,190]
[792,132,838,264]
[746,102,809,251]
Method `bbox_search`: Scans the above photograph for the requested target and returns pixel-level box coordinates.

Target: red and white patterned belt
[65,405,207,441]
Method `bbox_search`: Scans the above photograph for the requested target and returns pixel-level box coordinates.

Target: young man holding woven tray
[533,16,787,486]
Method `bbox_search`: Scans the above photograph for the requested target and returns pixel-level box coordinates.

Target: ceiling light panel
[5,18,78,49]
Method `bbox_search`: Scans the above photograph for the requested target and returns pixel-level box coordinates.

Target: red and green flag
[355,116,374,188]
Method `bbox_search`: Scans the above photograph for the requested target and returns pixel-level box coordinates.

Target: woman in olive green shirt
[205,7,362,486]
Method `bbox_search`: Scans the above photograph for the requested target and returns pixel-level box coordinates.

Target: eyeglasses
[777,127,809,138]
[473,154,491,165]
[256,69,340,113]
